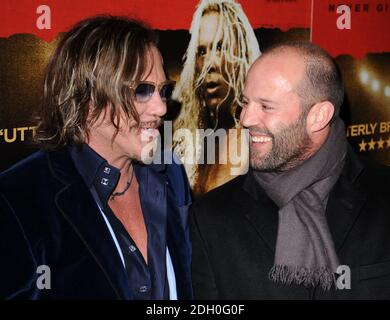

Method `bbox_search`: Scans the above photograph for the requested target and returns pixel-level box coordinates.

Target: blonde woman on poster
[173,0,261,196]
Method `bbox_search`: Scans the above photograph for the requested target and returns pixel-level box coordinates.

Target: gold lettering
[17,127,29,142]
[29,126,38,138]
[347,125,358,137]
[357,124,366,136]
[379,121,390,133]
[369,123,377,135]
[4,128,17,143]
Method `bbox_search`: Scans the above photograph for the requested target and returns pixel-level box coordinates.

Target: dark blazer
[0,148,192,299]
[190,149,390,299]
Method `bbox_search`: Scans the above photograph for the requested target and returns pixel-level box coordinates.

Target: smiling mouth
[137,120,162,138]
[139,120,162,131]
[251,135,272,143]
[249,130,273,144]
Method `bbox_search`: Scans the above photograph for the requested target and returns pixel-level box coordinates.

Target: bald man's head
[259,41,344,118]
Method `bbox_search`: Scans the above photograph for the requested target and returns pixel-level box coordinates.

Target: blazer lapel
[242,171,279,255]
[325,149,367,253]
[165,162,193,299]
[47,149,130,299]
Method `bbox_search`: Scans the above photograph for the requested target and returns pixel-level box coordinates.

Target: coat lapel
[325,149,367,253]
[165,161,193,299]
[242,171,279,255]
[47,149,131,299]
[142,161,193,299]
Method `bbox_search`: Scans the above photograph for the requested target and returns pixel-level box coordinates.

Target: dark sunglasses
[129,80,175,103]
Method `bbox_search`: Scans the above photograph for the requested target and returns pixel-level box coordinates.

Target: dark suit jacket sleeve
[0,192,37,299]
[189,203,219,299]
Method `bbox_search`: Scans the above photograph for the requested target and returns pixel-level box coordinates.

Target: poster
[0,0,389,197]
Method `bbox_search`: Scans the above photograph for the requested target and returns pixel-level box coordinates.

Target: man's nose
[149,91,167,117]
[240,103,259,128]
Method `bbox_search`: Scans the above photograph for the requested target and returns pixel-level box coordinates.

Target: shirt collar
[69,144,120,205]
[69,144,167,204]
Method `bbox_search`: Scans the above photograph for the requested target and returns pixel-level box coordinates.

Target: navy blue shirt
[69,144,169,299]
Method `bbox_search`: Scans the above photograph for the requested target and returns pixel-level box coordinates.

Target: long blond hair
[172,0,261,184]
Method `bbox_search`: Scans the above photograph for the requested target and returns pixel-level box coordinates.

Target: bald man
[190,41,390,299]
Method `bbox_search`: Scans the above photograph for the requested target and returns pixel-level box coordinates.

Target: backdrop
[1,0,389,196]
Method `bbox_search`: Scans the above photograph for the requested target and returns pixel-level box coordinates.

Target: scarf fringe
[269,264,336,291]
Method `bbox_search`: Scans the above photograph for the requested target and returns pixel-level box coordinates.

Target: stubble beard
[250,111,312,172]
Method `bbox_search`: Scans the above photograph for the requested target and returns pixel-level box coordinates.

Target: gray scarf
[254,118,347,290]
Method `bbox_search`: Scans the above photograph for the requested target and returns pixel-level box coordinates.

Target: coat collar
[241,146,367,255]
[47,148,131,299]
[325,147,367,252]
[242,170,279,255]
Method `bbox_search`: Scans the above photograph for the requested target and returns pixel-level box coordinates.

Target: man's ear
[306,101,334,133]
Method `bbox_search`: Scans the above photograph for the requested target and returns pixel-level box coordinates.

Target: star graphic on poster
[386,136,390,148]
[359,139,367,152]
[368,138,376,151]
[377,137,385,150]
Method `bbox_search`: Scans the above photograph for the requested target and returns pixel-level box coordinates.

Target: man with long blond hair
[0,16,192,300]
[173,0,261,196]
